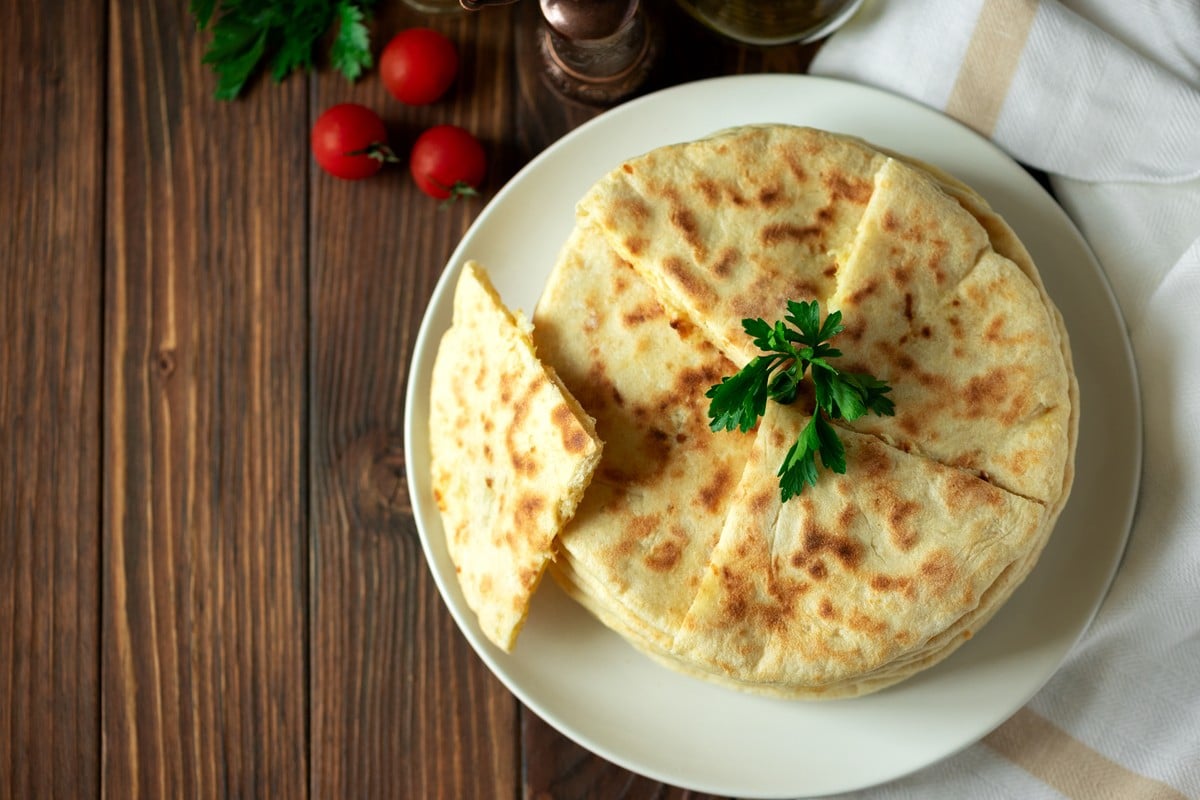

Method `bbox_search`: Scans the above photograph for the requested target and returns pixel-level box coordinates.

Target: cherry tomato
[310,103,396,180]
[380,28,458,106]
[409,125,487,201]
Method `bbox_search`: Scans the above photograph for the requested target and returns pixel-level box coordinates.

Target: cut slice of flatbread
[671,401,1047,691]
[429,261,603,651]
[576,124,888,366]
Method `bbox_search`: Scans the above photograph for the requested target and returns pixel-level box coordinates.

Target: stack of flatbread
[430,125,1077,699]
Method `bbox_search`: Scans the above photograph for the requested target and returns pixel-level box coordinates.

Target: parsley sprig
[191,0,376,100]
[706,300,895,502]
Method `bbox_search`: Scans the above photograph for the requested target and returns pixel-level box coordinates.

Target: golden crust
[535,125,1077,697]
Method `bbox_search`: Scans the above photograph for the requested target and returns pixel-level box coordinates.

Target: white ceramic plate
[404,75,1140,798]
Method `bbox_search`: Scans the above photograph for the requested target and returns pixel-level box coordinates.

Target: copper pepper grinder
[461,0,656,106]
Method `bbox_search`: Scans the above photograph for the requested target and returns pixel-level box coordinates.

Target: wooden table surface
[1,2,819,796]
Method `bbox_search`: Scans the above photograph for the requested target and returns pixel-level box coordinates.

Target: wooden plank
[0,1,105,796]
[102,1,308,795]
[307,9,519,798]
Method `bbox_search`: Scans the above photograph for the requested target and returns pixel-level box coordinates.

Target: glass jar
[676,0,866,46]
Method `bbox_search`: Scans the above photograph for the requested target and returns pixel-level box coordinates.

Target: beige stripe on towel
[984,707,1189,800]
[945,0,1039,135]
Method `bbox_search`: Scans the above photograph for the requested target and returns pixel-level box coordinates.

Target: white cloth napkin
[810,1,1200,797]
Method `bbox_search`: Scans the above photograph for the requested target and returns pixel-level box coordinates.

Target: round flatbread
[532,125,1077,697]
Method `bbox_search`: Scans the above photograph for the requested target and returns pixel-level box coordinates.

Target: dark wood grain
[0,1,105,796]
[102,0,309,795]
[307,8,519,799]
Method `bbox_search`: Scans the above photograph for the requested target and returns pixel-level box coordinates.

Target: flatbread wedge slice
[671,402,1048,691]
[429,262,603,651]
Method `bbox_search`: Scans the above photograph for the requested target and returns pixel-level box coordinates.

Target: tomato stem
[433,179,480,208]
[346,142,401,164]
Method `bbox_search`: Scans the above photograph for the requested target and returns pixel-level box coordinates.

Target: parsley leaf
[705,300,895,501]
[193,0,376,100]
[331,0,373,81]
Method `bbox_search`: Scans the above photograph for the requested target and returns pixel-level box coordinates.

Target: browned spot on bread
[614,196,649,224]
[788,278,825,303]
[710,247,739,278]
[945,469,1005,512]
[674,364,727,400]
[514,493,545,530]
[920,325,932,339]
[870,574,919,599]
[847,611,887,635]
[841,317,866,343]
[802,521,864,570]
[479,574,493,597]
[644,536,683,572]
[808,560,828,580]
[919,549,957,597]
[517,566,539,593]
[669,204,704,255]
[880,492,921,551]
[857,440,892,480]
[719,566,750,623]
[669,317,697,338]
[846,279,880,307]
[882,210,901,232]
[550,403,590,455]
[899,415,923,438]
[622,163,634,174]
[697,465,735,514]
[759,222,822,247]
[903,293,915,322]
[770,427,787,448]
[928,238,950,284]
[764,575,809,629]
[782,151,808,182]
[611,513,662,559]
[823,171,873,205]
[962,368,1009,418]
[663,256,719,307]
[757,186,783,207]
[836,504,857,536]
[890,263,914,288]
[505,378,545,475]
[948,315,963,339]
[499,369,515,403]
[823,263,839,278]
[694,177,720,206]
[984,315,1007,343]
[751,489,776,516]
[621,301,665,327]
[624,236,647,256]
[1003,448,1035,477]
[818,597,837,619]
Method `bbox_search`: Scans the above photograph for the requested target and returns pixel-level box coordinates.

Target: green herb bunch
[706,300,895,502]
[191,0,376,100]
